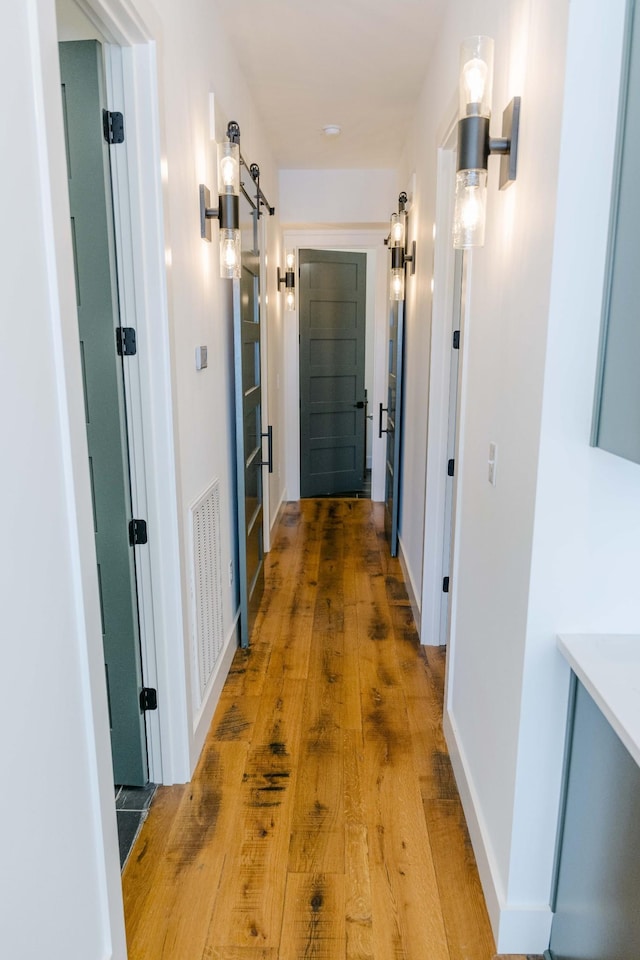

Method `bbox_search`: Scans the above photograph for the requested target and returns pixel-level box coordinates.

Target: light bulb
[390,212,405,249]
[462,57,488,107]
[390,267,405,302]
[222,240,237,268]
[285,290,295,311]
[459,36,494,119]
[285,251,295,270]
[217,141,240,195]
[219,228,241,279]
[453,169,487,249]
[461,187,482,231]
[220,155,237,188]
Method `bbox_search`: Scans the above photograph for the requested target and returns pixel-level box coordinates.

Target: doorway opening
[421,113,469,655]
[282,230,388,504]
[59,35,149,789]
[55,0,189,889]
[57,23,156,875]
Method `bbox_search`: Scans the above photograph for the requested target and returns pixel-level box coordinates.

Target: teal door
[59,41,148,785]
[299,249,367,497]
[234,194,268,646]
[382,296,405,557]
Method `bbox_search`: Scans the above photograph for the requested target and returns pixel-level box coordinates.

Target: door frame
[282,229,388,502]
[56,0,189,785]
[421,111,472,650]
[258,214,272,552]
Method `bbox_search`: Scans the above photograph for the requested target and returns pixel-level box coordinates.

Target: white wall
[3,0,287,953]
[398,0,577,950]
[279,168,397,225]
[445,2,571,944]
[519,0,640,914]
[1,0,126,956]
[401,0,640,951]
[142,0,284,766]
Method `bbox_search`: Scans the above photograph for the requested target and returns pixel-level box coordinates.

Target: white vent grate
[190,479,224,704]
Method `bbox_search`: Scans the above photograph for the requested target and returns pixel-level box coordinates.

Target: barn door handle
[379,403,389,438]
[258,425,273,473]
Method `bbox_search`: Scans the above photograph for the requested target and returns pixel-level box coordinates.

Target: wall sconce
[453,36,521,249]
[277,250,296,311]
[388,192,416,302]
[200,128,241,278]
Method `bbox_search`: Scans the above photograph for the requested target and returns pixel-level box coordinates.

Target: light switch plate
[196,345,208,370]
[488,442,497,486]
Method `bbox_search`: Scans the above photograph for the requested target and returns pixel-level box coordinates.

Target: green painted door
[383,296,405,557]
[299,249,367,497]
[59,41,147,785]
[234,195,266,646]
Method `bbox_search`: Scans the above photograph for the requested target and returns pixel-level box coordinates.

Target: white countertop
[558,633,640,769]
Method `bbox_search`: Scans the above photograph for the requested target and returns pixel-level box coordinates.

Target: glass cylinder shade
[453,169,488,249]
[219,227,241,279]
[390,267,405,302]
[459,36,494,118]
[217,140,240,196]
[390,212,406,249]
[285,289,296,312]
[285,249,296,271]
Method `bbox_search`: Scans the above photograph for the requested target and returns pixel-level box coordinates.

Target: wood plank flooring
[122,499,496,959]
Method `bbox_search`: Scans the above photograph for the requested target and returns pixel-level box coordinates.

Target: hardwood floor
[122,499,496,959]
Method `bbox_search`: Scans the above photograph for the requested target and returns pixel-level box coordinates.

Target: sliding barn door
[233,195,270,646]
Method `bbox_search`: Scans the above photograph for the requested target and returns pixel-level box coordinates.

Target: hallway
[122,499,495,959]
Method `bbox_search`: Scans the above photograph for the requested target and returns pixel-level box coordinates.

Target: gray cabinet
[548,678,640,959]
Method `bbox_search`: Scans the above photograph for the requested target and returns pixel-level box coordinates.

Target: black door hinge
[442,576,450,593]
[447,458,455,477]
[103,109,125,144]
[129,519,148,545]
[116,327,136,356]
[140,687,157,711]
[453,330,460,350]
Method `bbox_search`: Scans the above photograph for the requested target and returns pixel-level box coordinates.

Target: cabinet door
[549,681,640,959]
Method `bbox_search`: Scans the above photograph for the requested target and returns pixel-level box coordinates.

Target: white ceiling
[215,0,447,169]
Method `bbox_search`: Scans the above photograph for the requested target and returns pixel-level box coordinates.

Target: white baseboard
[443,709,553,953]
[190,615,239,771]
[270,490,287,540]
[398,535,421,632]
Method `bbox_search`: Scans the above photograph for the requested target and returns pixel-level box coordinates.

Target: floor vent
[190,479,224,704]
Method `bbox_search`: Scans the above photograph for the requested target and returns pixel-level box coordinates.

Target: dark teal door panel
[299,249,367,496]
[59,41,147,785]
[234,214,265,646]
[384,297,405,556]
